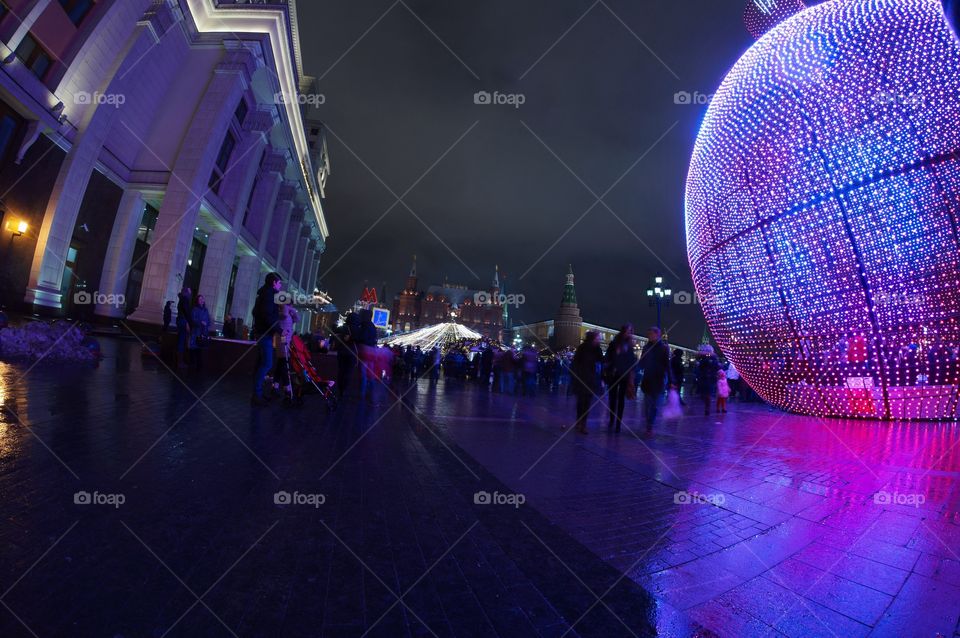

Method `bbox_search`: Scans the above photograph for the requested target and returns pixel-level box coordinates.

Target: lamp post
[646,274,671,331]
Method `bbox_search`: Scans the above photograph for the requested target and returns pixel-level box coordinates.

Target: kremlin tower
[553,264,583,350]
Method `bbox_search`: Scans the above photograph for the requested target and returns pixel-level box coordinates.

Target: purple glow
[685,0,960,420]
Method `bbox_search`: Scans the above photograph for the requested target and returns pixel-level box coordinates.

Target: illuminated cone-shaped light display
[685,0,960,420]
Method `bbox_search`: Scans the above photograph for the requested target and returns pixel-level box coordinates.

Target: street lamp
[646,274,671,330]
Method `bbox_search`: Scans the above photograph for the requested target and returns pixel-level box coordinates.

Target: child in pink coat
[717,369,730,413]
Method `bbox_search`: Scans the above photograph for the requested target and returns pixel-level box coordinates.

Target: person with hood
[571,331,603,434]
[670,348,686,405]
[250,272,282,406]
[640,326,673,429]
[605,324,638,433]
[175,286,192,369]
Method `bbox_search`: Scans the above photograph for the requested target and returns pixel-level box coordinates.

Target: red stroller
[285,334,338,410]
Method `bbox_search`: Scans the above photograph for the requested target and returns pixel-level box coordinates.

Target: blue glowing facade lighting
[685,0,960,420]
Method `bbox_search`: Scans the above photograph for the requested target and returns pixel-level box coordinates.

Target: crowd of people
[162,273,747,419]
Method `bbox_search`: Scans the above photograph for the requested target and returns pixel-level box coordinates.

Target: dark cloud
[297,0,754,346]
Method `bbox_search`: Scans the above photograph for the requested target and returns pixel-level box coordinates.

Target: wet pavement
[1,338,959,637]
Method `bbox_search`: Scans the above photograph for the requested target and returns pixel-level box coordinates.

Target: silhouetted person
[640,326,672,429]
[251,272,282,406]
[605,324,637,433]
[571,331,603,434]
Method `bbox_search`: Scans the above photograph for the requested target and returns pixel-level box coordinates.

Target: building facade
[391,256,504,340]
[0,0,329,332]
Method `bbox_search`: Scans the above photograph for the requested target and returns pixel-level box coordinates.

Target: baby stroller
[283,334,338,410]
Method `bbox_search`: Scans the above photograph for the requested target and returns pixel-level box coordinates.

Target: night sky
[296,0,756,347]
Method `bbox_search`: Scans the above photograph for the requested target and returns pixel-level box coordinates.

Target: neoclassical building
[0,0,329,332]
[392,256,505,341]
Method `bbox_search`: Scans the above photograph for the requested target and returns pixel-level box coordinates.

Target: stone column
[295,237,312,290]
[23,1,172,309]
[2,0,52,54]
[222,108,275,226]
[244,148,285,239]
[128,46,258,325]
[230,254,262,328]
[94,190,145,318]
[197,230,238,330]
[282,211,304,277]
[263,185,295,264]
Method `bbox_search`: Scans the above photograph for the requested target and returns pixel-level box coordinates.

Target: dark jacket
[671,354,685,386]
[605,338,638,382]
[356,309,377,347]
[572,341,603,395]
[640,339,671,395]
[163,303,172,325]
[694,355,720,394]
[252,284,280,336]
[176,293,192,327]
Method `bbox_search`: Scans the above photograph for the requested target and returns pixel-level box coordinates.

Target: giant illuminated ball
[685,0,960,420]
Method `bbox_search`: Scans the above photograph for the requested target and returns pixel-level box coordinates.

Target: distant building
[511,265,699,359]
[554,264,583,350]
[743,0,806,39]
[391,256,504,340]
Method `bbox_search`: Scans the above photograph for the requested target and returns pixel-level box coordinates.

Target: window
[0,114,18,163]
[14,34,52,80]
[58,0,94,26]
[234,98,248,126]
[207,132,236,194]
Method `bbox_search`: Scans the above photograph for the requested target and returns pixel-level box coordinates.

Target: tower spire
[409,254,417,277]
[492,264,500,290]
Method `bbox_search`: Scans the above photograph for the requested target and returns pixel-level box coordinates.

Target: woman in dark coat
[694,345,720,416]
[571,331,603,434]
[605,324,638,433]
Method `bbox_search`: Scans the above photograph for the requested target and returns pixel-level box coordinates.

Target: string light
[380,322,483,351]
[686,0,960,420]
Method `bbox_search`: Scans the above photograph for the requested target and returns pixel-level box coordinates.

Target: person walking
[694,344,720,416]
[356,308,378,401]
[717,369,730,414]
[725,361,740,400]
[521,345,539,396]
[162,301,173,333]
[671,349,686,405]
[335,313,359,399]
[605,324,638,433]
[640,326,672,430]
[189,293,211,369]
[251,273,282,406]
[175,286,192,369]
[571,331,603,434]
